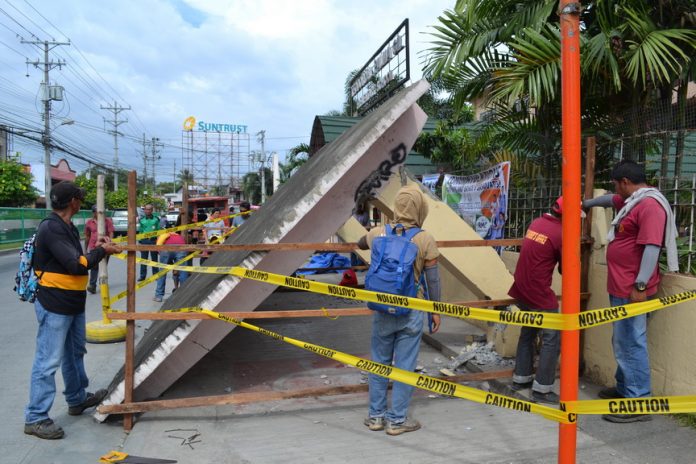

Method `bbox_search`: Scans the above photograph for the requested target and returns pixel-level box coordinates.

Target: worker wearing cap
[25,181,121,439]
[508,197,564,404]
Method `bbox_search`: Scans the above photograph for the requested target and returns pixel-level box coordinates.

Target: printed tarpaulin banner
[421,174,440,195]
[442,162,511,239]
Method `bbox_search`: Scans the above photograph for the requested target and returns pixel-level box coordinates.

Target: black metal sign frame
[349,19,410,116]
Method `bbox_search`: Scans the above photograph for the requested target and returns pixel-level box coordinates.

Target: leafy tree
[280,144,310,183]
[76,172,166,211]
[0,160,38,206]
[209,184,228,196]
[177,169,194,185]
[104,189,165,211]
[414,122,488,172]
[424,0,696,179]
[242,167,273,205]
[156,181,178,195]
[74,174,97,207]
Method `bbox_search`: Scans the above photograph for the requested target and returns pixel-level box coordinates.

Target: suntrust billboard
[183,116,248,133]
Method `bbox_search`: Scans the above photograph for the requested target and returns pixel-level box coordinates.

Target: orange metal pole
[558,1,582,463]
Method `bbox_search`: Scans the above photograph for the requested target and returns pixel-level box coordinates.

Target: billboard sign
[349,19,409,116]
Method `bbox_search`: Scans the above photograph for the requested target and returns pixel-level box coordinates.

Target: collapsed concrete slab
[337,173,518,356]
[96,79,430,421]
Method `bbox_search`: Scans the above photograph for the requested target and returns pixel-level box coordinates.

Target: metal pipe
[558,1,582,462]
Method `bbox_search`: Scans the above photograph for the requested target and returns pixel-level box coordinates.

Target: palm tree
[424,0,696,178]
[177,169,194,186]
[280,143,310,183]
[242,168,273,204]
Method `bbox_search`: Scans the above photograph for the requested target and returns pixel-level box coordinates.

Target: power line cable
[4,0,52,39]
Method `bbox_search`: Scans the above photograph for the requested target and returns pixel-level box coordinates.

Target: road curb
[0,247,20,256]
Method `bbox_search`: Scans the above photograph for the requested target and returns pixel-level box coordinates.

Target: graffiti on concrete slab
[353,143,407,211]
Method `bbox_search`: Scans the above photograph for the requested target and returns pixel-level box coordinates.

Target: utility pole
[141,133,149,191]
[257,130,266,204]
[22,39,69,209]
[151,137,162,194]
[101,101,131,191]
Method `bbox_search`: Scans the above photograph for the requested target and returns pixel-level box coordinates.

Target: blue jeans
[25,300,89,424]
[139,238,159,279]
[368,310,423,424]
[610,295,651,398]
[513,305,560,393]
[155,251,189,298]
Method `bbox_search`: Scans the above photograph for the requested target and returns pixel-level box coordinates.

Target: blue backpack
[365,224,422,316]
[14,233,41,303]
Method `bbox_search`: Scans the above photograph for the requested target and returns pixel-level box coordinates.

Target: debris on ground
[165,429,202,450]
[456,342,514,368]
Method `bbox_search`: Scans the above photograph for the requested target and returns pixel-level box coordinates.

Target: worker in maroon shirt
[508,197,564,404]
[583,160,678,423]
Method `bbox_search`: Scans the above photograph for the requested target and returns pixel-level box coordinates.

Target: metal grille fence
[505,175,696,275]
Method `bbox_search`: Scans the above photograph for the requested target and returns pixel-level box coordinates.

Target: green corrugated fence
[0,208,92,245]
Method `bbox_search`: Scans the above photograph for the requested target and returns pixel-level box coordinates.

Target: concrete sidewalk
[4,257,696,463]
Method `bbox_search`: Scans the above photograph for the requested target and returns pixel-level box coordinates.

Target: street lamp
[44,118,74,209]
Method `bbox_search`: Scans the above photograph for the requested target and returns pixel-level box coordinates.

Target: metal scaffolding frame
[181,130,251,192]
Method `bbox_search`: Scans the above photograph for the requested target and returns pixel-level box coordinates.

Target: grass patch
[0,242,21,252]
[672,413,696,428]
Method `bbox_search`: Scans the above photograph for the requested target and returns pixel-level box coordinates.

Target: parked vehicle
[188,197,230,224]
[112,208,143,236]
[186,197,230,243]
[164,211,179,228]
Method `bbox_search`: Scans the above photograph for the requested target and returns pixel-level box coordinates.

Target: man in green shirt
[138,204,160,281]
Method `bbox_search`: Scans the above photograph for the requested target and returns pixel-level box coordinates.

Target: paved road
[2,253,696,463]
[0,253,161,464]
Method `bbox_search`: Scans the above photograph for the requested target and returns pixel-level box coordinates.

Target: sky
[0,0,453,191]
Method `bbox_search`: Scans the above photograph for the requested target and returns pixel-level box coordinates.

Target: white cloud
[0,0,453,181]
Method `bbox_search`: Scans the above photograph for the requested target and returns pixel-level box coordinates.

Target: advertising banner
[442,162,511,239]
[421,173,440,195]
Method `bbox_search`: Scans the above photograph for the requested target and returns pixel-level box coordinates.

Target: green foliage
[74,175,97,206]
[423,0,696,177]
[280,144,309,183]
[242,167,273,205]
[156,181,178,195]
[76,173,165,211]
[414,121,489,172]
[177,169,194,185]
[105,189,130,209]
[673,413,696,429]
[0,160,38,207]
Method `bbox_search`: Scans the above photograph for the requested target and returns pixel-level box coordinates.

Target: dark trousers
[139,238,159,279]
[88,255,109,288]
[513,304,560,392]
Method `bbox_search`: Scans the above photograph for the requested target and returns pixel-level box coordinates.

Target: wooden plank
[108,308,373,320]
[97,368,514,414]
[106,293,591,321]
[123,171,137,432]
[580,136,597,375]
[120,238,526,253]
[120,237,604,253]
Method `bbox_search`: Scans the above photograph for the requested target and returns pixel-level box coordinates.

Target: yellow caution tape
[108,251,198,306]
[108,226,239,306]
[112,210,250,243]
[562,396,696,416]
[133,305,696,420]
[100,281,111,313]
[110,256,696,330]
[197,307,572,423]
[576,291,696,329]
